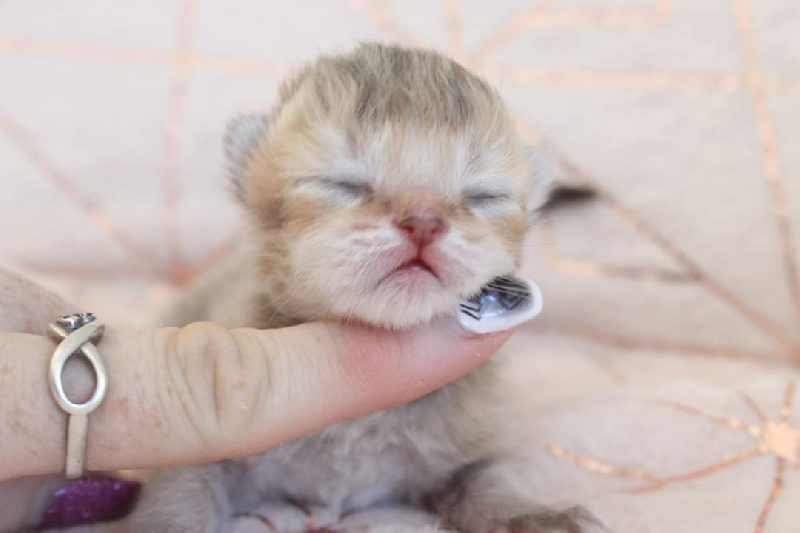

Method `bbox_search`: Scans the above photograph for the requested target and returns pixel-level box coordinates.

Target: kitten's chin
[352,304,455,329]
[333,283,461,329]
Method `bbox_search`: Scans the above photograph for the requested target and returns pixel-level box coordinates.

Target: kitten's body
[133,44,598,532]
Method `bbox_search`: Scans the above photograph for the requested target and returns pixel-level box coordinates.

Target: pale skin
[0,267,512,530]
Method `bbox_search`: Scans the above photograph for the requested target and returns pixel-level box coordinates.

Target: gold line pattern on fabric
[570,171,798,352]
[755,459,785,533]
[518,117,798,358]
[546,382,799,530]
[537,217,697,283]
[468,0,670,67]
[653,400,763,438]
[162,0,198,280]
[545,324,778,360]
[548,444,659,481]
[629,448,764,494]
[443,0,462,60]
[742,392,771,424]
[732,0,800,329]
[0,108,163,268]
[346,0,419,46]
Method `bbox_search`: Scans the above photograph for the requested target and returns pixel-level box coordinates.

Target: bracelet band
[48,313,108,478]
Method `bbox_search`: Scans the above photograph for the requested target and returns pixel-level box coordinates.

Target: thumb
[185,319,513,460]
[1,318,513,480]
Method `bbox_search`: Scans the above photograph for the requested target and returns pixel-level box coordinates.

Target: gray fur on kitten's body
[132,44,600,532]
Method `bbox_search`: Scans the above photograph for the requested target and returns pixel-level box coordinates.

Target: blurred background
[2,1,800,530]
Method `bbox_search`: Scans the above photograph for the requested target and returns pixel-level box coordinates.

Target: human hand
[0,268,514,530]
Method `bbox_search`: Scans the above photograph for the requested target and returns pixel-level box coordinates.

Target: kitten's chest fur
[235,382,495,512]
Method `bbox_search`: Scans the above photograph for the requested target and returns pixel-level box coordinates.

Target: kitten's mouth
[377,257,441,287]
[396,258,436,275]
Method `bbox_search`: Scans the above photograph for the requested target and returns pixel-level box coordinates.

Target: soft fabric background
[1,1,799,531]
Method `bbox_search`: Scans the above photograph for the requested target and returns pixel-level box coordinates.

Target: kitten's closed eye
[323,178,373,197]
[297,177,373,207]
[463,189,513,210]
[463,190,509,204]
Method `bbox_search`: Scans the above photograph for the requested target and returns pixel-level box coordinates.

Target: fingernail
[456,276,543,334]
[39,477,140,529]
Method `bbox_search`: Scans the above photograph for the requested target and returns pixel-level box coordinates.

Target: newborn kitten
[132,43,597,532]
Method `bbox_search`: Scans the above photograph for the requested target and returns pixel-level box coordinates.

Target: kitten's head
[227,43,581,328]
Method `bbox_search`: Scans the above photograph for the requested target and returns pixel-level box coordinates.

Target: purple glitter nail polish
[39,477,140,530]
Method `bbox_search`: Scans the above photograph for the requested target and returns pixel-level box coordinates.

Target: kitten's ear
[225,114,268,165]
[225,114,268,200]
[526,144,595,215]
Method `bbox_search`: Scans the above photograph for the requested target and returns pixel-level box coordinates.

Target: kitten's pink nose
[395,216,448,247]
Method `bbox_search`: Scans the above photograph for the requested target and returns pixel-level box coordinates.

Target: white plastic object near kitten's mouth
[457,277,543,334]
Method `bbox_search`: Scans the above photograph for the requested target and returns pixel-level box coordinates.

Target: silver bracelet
[47,313,108,478]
